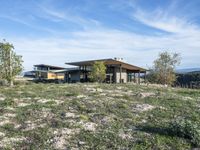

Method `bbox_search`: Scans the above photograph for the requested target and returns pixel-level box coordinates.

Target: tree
[90,61,106,83]
[148,51,181,86]
[0,40,23,86]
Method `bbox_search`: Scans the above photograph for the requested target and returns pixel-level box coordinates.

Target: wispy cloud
[1,0,200,71]
[38,2,101,30]
[132,8,199,35]
[11,26,200,71]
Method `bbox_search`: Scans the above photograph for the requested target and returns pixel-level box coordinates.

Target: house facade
[66,58,146,84]
[34,64,66,81]
[32,58,146,84]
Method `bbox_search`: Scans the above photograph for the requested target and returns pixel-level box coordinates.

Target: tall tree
[90,61,106,83]
[0,40,23,86]
[149,51,181,86]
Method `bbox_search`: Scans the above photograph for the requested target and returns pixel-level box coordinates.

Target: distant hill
[176,68,200,74]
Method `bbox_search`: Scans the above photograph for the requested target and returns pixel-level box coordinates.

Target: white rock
[65,112,79,118]
[0,132,5,137]
[0,120,11,126]
[77,95,87,98]
[138,92,156,98]
[96,88,103,92]
[3,113,16,118]
[82,122,97,132]
[133,104,155,112]
[17,102,31,107]
[0,97,5,101]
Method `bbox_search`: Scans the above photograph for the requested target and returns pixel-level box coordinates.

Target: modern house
[34,64,66,82]
[65,58,146,83]
[32,58,146,84]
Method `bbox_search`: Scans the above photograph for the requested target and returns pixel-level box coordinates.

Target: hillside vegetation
[0,83,200,149]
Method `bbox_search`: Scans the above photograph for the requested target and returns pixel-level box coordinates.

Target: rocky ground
[0,83,200,149]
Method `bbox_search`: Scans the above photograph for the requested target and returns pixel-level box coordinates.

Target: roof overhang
[34,64,65,70]
[66,59,146,72]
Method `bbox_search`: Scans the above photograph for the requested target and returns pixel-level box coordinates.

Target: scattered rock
[0,136,26,148]
[3,113,16,118]
[5,107,15,111]
[182,96,193,101]
[0,97,5,101]
[53,128,80,150]
[82,122,97,132]
[138,92,156,98]
[116,86,123,90]
[23,122,46,131]
[0,119,11,126]
[86,87,96,92]
[133,104,155,112]
[37,99,52,103]
[119,133,133,140]
[0,132,5,137]
[17,102,31,107]
[78,141,86,145]
[141,119,147,123]
[100,116,113,125]
[96,88,103,92]
[65,112,79,118]
[53,136,66,150]
[77,95,87,98]
[159,106,167,110]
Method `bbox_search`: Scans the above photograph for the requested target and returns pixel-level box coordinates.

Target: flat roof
[34,64,65,70]
[66,58,146,72]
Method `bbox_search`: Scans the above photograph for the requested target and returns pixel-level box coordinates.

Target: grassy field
[0,83,200,149]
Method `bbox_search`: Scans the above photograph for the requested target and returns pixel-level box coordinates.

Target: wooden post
[110,74,112,84]
[84,66,86,82]
[134,73,136,83]
[119,65,122,83]
[138,71,140,85]
[144,71,146,83]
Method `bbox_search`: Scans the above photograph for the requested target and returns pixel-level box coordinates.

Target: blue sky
[0,0,200,71]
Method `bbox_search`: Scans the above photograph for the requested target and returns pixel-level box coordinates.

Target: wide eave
[66,59,146,72]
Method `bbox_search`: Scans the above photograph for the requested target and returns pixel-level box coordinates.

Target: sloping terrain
[0,83,200,149]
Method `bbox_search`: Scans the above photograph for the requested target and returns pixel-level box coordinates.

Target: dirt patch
[17,102,31,107]
[0,136,26,148]
[0,96,5,101]
[138,92,156,98]
[119,132,133,140]
[5,107,15,111]
[133,104,155,112]
[37,99,53,103]
[0,132,5,137]
[22,120,46,131]
[82,122,97,132]
[3,113,16,118]
[0,119,11,126]
[65,112,79,119]
[52,128,80,149]
[77,95,87,98]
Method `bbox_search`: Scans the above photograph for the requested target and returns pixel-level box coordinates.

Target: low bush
[169,118,200,146]
[0,79,8,86]
[14,80,32,86]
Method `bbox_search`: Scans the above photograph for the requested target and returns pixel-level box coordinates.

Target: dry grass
[0,83,199,149]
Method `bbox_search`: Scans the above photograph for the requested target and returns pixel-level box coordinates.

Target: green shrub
[169,118,200,146]
[0,79,8,86]
[14,80,32,86]
[80,114,89,121]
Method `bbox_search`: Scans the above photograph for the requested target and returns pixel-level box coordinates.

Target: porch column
[84,66,86,82]
[138,71,140,85]
[134,73,136,83]
[144,71,146,83]
[119,65,122,83]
